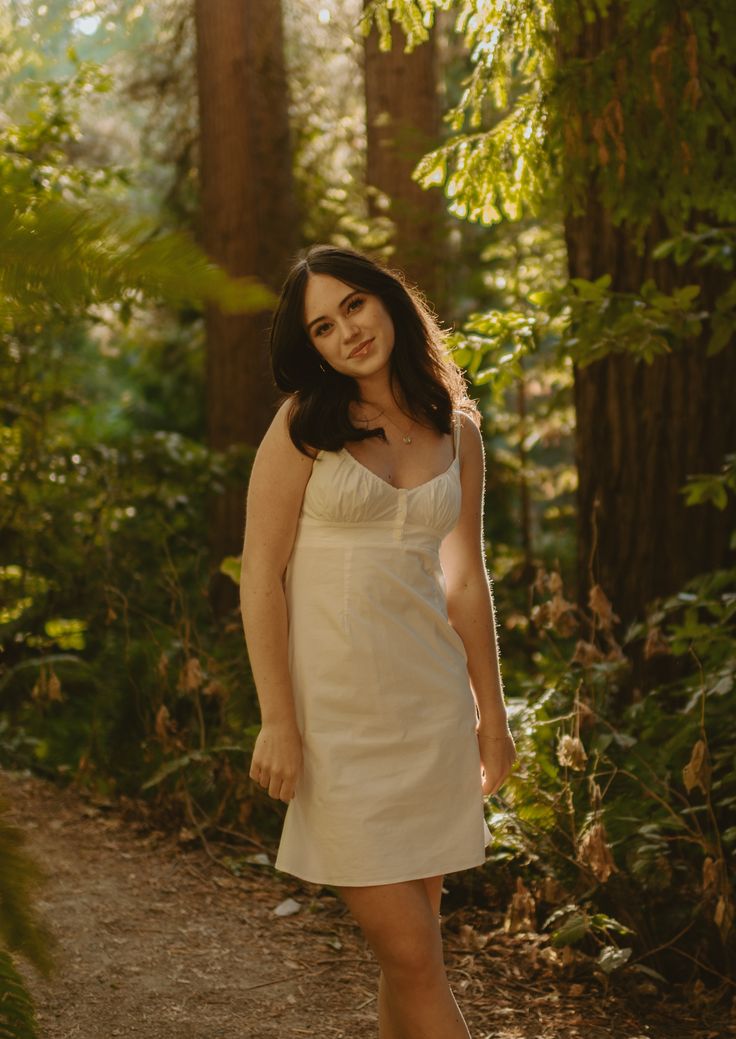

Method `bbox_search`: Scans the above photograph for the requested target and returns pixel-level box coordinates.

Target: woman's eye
[314,322,331,337]
[348,297,365,312]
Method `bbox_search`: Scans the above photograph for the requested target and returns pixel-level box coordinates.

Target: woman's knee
[337,881,444,983]
[378,924,444,985]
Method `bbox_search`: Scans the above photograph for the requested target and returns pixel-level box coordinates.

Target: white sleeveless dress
[275,410,492,886]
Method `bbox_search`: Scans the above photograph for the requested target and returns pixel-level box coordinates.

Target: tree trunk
[561,4,736,630]
[364,10,445,311]
[195,0,296,604]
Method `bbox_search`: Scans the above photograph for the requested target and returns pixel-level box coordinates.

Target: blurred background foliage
[0,0,734,1009]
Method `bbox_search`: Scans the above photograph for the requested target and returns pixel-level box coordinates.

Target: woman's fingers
[251,759,299,803]
[479,735,516,796]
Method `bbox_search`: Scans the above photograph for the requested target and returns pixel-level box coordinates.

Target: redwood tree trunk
[195,0,296,596]
[561,5,736,628]
[364,10,445,310]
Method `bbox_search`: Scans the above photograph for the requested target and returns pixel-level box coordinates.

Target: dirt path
[2,767,731,1039]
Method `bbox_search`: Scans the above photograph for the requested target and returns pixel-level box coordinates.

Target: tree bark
[195,0,296,601]
[364,10,445,310]
[561,4,736,629]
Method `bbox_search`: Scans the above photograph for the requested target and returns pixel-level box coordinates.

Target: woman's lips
[349,338,373,359]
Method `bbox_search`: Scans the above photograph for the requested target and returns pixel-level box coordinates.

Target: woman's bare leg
[336,875,470,1039]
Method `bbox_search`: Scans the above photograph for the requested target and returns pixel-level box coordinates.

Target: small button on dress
[275,410,492,886]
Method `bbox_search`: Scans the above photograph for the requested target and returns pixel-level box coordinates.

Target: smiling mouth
[349,338,373,358]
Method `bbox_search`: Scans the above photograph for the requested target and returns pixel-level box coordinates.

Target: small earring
[319,361,329,374]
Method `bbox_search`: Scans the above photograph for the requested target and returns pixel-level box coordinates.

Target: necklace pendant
[403,435,412,444]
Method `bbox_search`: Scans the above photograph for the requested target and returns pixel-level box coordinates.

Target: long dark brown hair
[270,244,477,455]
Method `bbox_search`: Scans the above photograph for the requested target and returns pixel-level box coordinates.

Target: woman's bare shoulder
[454,408,483,454]
[259,398,318,467]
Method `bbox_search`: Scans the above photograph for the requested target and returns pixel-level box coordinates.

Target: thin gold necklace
[383,411,415,445]
[357,406,415,445]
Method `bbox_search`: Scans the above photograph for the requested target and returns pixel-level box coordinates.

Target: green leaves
[0,191,275,323]
[680,454,736,511]
[0,950,42,1039]
[0,797,55,994]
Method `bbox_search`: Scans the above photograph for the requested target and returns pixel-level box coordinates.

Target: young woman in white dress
[241,245,516,1039]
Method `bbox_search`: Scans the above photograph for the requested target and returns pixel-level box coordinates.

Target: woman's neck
[355,371,408,418]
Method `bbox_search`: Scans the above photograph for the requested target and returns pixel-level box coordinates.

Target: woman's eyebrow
[306,290,359,331]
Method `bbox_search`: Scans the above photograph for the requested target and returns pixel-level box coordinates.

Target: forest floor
[3,766,733,1039]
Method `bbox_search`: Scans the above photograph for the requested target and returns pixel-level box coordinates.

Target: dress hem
[273,851,489,888]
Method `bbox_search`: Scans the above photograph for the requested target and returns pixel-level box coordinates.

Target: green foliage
[0,35,264,815]
[0,799,55,977]
[285,0,392,250]
[0,795,56,1039]
[0,951,42,1039]
[681,455,736,516]
[486,529,736,982]
[0,38,273,324]
[367,0,736,238]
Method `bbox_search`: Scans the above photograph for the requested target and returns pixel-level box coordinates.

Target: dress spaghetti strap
[452,410,463,462]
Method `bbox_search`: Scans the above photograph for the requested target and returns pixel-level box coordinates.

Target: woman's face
[303,273,395,379]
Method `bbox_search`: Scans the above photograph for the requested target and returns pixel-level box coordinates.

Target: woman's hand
[477,721,517,796]
[249,720,303,803]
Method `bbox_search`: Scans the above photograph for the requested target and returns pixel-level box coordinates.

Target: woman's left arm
[439,415,516,794]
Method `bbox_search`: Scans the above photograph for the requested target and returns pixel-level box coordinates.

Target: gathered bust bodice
[297,412,463,543]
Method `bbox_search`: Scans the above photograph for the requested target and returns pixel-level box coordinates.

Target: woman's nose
[339,317,361,341]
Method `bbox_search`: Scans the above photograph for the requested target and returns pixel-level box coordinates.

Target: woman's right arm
[240,398,315,804]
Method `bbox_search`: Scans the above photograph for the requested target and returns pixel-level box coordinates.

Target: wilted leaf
[589,584,620,630]
[47,668,63,702]
[571,640,604,666]
[504,876,536,933]
[557,734,588,770]
[644,626,671,659]
[702,856,720,897]
[177,657,204,695]
[682,738,711,794]
[458,924,488,950]
[714,895,734,941]
[577,821,617,882]
[155,704,171,742]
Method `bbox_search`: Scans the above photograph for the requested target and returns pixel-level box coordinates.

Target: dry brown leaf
[644,626,671,659]
[548,592,575,624]
[715,896,734,941]
[533,568,548,595]
[571,640,604,666]
[47,668,63,702]
[177,657,204,695]
[504,876,536,933]
[154,704,171,742]
[702,856,720,898]
[548,571,563,595]
[458,924,488,951]
[539,875,565,903]
[203,679,228,700]
[682,738,711,795]
[557,734,588,771]
[577,821,617,882]
[588,584,620,630]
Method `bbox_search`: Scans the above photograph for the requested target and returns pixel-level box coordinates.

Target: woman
[240,244,516,1039]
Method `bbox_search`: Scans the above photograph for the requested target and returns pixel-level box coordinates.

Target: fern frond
[0,190,275,322]
[0,795,55,978]
[0,949,42,1039]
